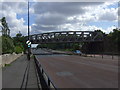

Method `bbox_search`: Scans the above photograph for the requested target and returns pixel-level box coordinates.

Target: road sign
[26,40,31,47]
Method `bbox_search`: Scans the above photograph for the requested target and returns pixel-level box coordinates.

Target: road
[33,49,118,88]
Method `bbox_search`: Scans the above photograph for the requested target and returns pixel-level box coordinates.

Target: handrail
[34,56,57,90]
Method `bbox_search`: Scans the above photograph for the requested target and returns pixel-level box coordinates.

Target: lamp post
[27,0,30,60]
[28,1,30,40]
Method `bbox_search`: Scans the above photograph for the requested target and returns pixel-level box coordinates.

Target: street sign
[26,40,31,47]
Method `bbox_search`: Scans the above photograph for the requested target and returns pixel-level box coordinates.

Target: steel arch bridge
[30,31,103,44]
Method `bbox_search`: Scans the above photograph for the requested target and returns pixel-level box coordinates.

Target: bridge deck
[35,55,118,88]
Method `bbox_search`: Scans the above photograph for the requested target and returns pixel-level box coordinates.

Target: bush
[0,37,2,54]
[73,44,79,50]
[14,46,23,54]
[2,36,14,54]
[13,36,26,54]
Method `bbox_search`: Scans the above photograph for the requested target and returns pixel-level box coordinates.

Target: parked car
[74,50,82,55]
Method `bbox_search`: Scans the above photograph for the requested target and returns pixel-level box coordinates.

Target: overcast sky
[0,0,119,36]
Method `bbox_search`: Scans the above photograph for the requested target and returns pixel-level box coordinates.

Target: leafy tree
[0,17,10,36]
[104,28,120,53]
[0,36,2,55]
[2,36,14,54]
[73,43,79,50]
[13,32,27,53]
[16,31,22,37]
[14,46,23,54]
[0,17,13,54]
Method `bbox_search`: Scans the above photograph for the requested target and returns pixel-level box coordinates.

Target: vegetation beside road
[2,36,14,54]
[0,17,26,54]
[1,34,26,54]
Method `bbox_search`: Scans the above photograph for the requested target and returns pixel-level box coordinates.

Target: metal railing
[34,56,57,90]
[84,52,119,60]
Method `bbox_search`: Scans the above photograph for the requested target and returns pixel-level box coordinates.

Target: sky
[0,0,119,37]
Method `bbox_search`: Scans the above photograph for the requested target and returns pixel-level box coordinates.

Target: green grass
[5,64,11,67]
[30,55,34,59]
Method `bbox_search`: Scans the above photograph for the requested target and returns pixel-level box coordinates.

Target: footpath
[2,54,39,89]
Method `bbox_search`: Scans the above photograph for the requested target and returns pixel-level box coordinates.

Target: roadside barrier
[34,56,57,90]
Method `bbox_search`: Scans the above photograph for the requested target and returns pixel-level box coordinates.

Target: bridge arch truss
[30,31,103,44]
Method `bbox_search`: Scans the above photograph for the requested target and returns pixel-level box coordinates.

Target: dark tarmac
[35,54,118,88]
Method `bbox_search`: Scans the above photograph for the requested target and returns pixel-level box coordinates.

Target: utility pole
[27,0,30,60]
[28,1,30,40]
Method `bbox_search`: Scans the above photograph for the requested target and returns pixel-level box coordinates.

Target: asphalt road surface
[35,51,118,88]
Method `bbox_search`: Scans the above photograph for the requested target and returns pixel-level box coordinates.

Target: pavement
[2,54,38,88]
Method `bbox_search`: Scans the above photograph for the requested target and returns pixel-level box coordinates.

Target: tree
[2,36,14,54]
[16,31,22,37]
[13,32,27,53]
[0,17,10,36]
[0,17,13,54]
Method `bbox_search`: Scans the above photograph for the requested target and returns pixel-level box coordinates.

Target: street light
[27,0,31,60]
[28,1,30,40]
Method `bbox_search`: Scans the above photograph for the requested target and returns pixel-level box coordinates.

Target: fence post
[94,52,95,58]
[48,78,50,87]
[102,53,103,59]
[102,41,104,59]
[42,69,44,74]
[112,52,114,59]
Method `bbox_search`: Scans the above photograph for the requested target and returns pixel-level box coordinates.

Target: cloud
[0,0,28,2]
[33,2,104,16]
[32,2,105,32]
[1,2,27,14]
[29,0,119,2]
[0,2,28,36]
[0,1,118,37]
[97,8,118,21]
[35,13,66,25]
[31,2,118,34]
[31,24,58,33]
[75,3,118,22]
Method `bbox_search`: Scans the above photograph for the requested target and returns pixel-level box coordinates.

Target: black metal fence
[34,56,57,90]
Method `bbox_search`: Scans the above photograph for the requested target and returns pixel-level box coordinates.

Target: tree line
[0,17,27,54]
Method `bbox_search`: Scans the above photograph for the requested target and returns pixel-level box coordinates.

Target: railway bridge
[29,31,103,44]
